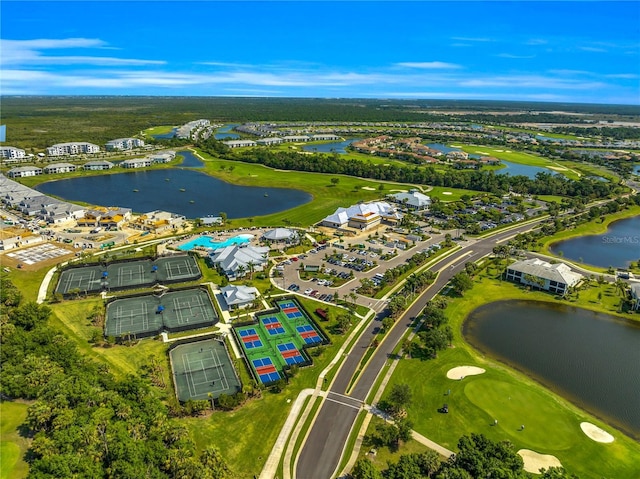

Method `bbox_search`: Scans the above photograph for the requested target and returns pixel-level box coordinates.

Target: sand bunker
[580,422,614,443]
[518,449,562,474]
[547,166,568,171]
[446,366,485,380]
[361,186,376,191]
[475,151,491,155]
[390,189,408,192]
[442,191,453,195]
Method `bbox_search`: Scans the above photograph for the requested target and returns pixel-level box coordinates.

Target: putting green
[465,379,576,450]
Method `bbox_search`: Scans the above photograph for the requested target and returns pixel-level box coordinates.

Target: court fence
[104,285,217,342]
[55,253,202,298]
[168,334,242,402]
[232,295,330,388]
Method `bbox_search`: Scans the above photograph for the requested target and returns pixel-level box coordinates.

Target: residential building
[176,119,210,139]
[46,142,100,156]
[281,135,311,142]
[220,285,260,310]
[148,151,176,163]
[83,160,114,171]
[132,210,185,233]
[222,139,257,148]
[0,146,26,159]
[311,134,340,141]
[121,158,153,168]
[7,166,43,178]
[505,258,583,295]
[43,162,76,174]
[256,137,284,146]
[389,189,431,211]
[208,244,269,280]
[105,138,145,151]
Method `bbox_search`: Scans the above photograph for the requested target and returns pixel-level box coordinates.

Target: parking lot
[274,229,455,309]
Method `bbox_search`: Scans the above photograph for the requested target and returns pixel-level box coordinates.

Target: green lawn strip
[537,194,565,203]
[539,205,640,272]
[356,416,433,469]
[483,125,585,141]
[383,275,640,479]
[0,402,30,479]
[6,269,48,303]
[195,148,482,226]
[142,125,176,137]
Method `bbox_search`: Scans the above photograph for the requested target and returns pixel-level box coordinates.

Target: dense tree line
[351,433,579,479]
[0,277,233,478]
[202,144,621,199]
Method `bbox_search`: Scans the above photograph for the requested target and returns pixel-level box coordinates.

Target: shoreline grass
[381,273,640,479]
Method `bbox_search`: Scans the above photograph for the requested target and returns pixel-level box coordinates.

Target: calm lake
[36,169,312,218]
[550,215,640,268]
[426,143,559,179]
[303,139,359,154]
[214,124,239,140]
[464,300,640,439]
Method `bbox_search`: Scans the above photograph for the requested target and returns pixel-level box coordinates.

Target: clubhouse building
[505,258,583,295]
[208,244,269,280]
[321,201,402,231]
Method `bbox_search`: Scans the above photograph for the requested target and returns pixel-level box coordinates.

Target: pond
[550,215,640,268]
[214,124,239,140]
[152,127,177,139]
[464,300,640,439]
[36,169,312,219]
[303,139,360,154]
[427,143,560,179]
[633,164,640,176]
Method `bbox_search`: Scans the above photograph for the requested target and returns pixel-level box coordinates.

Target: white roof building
[43,162,76,174]
[389,190,431,210]
[282,135,311,142]
[7,166,43,178]
[506,258,583,296]
[321,201,401,230]
[220,285,259,309]
[121,158,153,168]
[223,139,257,148]
[105,138,145,151]
[208,244,269,280]
[83,160,114,170]
[0,147,26,159]
[262,228,298,242]
[46,142,100,156]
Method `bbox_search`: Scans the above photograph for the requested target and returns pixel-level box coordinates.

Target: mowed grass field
[193,148,474,226]
[0,402,30,479]
[383,274,640,478]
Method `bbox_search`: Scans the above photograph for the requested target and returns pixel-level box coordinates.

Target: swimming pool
[178,234,253,251]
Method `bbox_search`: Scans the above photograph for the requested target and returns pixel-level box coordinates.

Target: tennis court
[56,255,201,296]
[235,297,326,386]
[170,337,241,402]
[105,287,217,340]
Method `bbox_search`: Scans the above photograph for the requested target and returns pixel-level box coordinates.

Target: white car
[304,288,313,295]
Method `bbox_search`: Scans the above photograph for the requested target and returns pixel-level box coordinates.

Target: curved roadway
[295,219,548,479]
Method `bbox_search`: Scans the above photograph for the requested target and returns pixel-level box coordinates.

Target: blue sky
[2,1,639,104]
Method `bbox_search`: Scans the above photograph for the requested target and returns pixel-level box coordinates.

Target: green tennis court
[105,287,217,340]
[169,337,241,402]
[56,255,201,295]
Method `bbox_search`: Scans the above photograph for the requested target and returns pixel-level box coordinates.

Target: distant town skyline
[2,1,639,104]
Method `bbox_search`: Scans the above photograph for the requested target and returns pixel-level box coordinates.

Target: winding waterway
[464,300,640,438]
[36,169,311,218]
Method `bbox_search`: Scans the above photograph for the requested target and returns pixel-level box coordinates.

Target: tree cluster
[0,277,234,479]
[351,433,580,479]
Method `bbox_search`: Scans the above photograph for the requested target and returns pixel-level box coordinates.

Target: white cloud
[0,38,164,67]
[605,73,639,79]
[496,53,535,59]
[579,46,607,53]
[395,62,462,69]
[526,39,548,46]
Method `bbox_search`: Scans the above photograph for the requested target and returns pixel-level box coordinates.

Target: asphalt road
[295,219,548,479]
